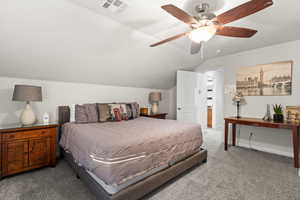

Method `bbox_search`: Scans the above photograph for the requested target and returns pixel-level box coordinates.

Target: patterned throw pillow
[126,104,133,119]
[109,104,123,121]
[131,102,140,119]
[120,104,129,120]
[75,104,98,123]
[133,102,140,117]
[97,104,111,122]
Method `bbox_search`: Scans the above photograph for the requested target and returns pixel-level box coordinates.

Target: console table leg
[292,127,299,168]
[232,124,236,146]
[225,121,229,151]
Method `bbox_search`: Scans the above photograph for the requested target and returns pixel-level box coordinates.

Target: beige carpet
[1,129,300,200]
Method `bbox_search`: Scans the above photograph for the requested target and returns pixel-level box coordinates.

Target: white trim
[238,139,293,158]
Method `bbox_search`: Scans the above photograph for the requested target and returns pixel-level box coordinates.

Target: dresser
[0,123,59,178]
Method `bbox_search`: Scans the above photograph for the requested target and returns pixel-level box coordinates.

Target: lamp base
[151,103,159,114]
[20,103,36,125]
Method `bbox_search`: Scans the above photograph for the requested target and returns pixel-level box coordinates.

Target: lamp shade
[232,92,245,104]
[149,92,162,103]
[12,85,42,102]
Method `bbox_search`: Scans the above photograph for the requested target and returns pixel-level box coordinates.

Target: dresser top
[0,122,59,133]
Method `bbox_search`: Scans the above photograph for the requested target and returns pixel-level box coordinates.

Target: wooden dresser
[0,123,59,178]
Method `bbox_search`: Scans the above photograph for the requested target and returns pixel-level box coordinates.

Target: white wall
[0,77,170,125]
[195,39,300,157]
[167,87,177,120]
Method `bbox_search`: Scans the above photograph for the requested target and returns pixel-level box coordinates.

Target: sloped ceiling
[1,0,300,89]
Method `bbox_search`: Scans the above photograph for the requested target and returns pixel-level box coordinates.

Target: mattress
[60,117,203,193]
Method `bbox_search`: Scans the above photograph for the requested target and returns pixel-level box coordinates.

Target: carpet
[1,129,300,200]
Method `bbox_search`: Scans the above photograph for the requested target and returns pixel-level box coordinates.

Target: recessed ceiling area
[1,0,300,89]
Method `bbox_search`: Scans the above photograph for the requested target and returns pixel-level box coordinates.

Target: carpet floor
[1,129,300,200]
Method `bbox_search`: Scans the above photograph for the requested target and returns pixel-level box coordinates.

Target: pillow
[75,104,88,123]
[126,104,133,119]
[120,104,129,120]
[131,102,140,118]
[75,103,98,123]
[133,102,140,117]
[97,104,111,122]
[84,104,98,123]
[109,104,123,121]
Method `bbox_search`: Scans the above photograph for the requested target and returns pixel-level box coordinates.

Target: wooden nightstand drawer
[2,129,53,141]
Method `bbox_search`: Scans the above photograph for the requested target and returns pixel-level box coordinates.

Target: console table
[224,117,300,168]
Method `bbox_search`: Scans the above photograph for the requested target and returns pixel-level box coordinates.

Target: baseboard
[237,139,293,158]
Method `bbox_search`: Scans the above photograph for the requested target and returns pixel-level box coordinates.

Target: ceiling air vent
[99,0,127,12]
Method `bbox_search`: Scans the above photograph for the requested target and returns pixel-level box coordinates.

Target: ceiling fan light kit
[150,0,273,55]
[189,21,216,43]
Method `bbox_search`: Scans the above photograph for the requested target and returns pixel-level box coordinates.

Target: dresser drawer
[2,129,53,141]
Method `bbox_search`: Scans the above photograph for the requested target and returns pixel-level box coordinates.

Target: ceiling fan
[150,0,273,56]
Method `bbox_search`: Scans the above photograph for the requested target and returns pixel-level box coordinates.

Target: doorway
[204,70,224,130]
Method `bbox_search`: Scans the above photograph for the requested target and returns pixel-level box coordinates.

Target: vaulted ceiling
[1,0,300,89]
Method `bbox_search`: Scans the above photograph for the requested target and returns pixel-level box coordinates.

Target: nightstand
[140,113,168,119]
[0,122,59,178]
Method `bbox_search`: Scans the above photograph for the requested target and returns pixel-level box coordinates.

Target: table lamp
[232,92,245,118]
[149,92,162,114]
[12,85,42,125]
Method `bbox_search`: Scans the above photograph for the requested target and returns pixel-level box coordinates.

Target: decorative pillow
[126,104,133,119]
[133,102,140,117]
[131,102,140,118]
[97,103,111,122]
[84,104,98,123]
[109,104,123,121]
[75,104,88,123]
[75,103,98,123]
[120,104,129,120]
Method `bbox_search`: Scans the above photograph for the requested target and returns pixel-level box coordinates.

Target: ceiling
[1,0,300,89]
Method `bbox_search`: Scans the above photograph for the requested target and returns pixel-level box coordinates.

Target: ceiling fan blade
[216,26,257,38]
[191,42,201,55]
[162,4,199,25]
[215,0,273,25]
[150,32,189,47]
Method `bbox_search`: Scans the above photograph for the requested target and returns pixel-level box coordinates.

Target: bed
[58,106,207,200]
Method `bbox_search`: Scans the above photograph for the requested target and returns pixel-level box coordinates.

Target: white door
[177,71,206,125]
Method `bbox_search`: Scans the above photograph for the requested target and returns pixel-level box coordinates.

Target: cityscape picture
[236,61,292,96]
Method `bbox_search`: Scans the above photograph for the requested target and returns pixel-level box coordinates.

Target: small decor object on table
[12,85,42,125]
[43,112,50,124]
[273,104,284,123]
[140,107,149,115]
[263,104,272,121]
[286,106,300,122]
[149,92,162,114]
[232,92,246,118]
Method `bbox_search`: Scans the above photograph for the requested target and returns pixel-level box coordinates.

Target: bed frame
[58,106,208,200]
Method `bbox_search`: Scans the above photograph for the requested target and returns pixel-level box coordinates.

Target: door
[29,138,51,167]
[177,70,206,124]
[207,106,212,128]
[2,141,29,175]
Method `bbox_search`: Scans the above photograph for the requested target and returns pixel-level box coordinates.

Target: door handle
[177,108,182,111]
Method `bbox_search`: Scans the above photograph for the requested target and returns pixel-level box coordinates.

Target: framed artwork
[236,61,293,96]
